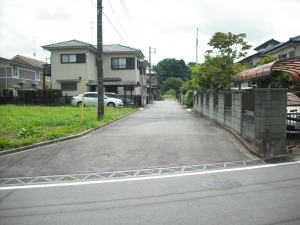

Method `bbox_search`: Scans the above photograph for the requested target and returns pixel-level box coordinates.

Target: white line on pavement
[1,161,299,190]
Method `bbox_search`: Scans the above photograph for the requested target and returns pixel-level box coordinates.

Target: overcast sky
[0,0,299,65]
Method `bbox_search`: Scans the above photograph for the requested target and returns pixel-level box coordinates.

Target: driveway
[0,101,255,178]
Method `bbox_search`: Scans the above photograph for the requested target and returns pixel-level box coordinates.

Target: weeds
[0,105,137,151]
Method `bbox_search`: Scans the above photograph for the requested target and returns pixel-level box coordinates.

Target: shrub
[3,88,14,97]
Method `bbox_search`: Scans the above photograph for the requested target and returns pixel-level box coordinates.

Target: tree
[153,58,190,81]
[163,77,184,96]
[206,32,252,90]
[187,62,197,68]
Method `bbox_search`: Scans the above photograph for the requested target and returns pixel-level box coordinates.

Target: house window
[35,72,41,81]
[111,57,135,69]
[61,54,86,63]
[12,67,19,77]
[46,76,51,81]
[61,83,77,91]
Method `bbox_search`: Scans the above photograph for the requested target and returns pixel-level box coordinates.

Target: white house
[239,35,300,67]
[42,40,149,105]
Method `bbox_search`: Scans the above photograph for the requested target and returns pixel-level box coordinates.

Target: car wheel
[77,102,83,107]
[107,102,115,107]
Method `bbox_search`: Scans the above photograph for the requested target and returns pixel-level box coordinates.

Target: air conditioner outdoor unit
[18,78,26,84]
[32,80,38,85]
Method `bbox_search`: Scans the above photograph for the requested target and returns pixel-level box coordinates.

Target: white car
[71,92,123,107]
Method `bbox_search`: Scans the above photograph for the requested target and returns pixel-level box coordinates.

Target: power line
[90,0,96,7]
[147,1,211,37]
[107,0,134,46]
[90,0,132,49]
[120,0,132,21]
[103,12,130,47]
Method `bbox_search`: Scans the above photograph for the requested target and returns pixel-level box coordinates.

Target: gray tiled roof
[42,39,93,48]
[102,44,140,52]
[42,40,140,53]
[261,42,286,54]
[290,35,300,42]
[0,57,12,63]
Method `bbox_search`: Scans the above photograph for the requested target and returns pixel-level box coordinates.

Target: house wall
[103,54,140,95]
[193,89,287,157]
[0,65,42,89]
[267,46,296,59]
[0,67,8,89]
[51,48,96,96]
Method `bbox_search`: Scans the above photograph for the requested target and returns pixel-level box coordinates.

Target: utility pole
[149,46,156,104]
[196,28,198,63]
[97,0,104,120]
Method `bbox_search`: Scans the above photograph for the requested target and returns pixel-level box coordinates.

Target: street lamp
[149,46,156,104]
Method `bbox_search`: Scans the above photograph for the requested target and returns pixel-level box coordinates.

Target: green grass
[0,105,137,151]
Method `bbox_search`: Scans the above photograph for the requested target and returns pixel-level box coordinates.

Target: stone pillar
[255,88,287,157]
[217,93,225,126]
[209,93,214,120]
[231,91,243,134]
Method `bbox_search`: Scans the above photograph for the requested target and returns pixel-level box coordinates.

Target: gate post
[254,88,287,157]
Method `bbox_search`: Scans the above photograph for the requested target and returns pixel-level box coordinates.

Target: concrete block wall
[231,92,242,134]
[254,88,287,156]
[209,93,215,120]
[193,89,287,157]
[241,114,255,146]
[202,93,208,116]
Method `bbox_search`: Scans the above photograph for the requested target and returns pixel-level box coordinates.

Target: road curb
[0,109,139,157]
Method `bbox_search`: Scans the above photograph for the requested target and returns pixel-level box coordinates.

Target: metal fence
[286,111,300,152]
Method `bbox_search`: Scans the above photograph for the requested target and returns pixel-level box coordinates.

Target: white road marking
[1,161,299,190]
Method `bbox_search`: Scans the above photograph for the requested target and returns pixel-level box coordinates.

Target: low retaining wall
[193,89,287,157]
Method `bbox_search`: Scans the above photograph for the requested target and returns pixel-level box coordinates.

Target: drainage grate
[202,180,241,190]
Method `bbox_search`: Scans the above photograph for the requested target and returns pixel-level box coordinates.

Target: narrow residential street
[1,101,300,225]
[0,101,255,179]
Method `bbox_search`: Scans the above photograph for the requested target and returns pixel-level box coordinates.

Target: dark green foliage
[3,88,14,97]
[5,89,63,105]
[185,90,194,108]
[153,58,191,82]
[163,77,184,96]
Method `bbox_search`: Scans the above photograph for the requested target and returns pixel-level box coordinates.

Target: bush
[3,88,14,97]
[185,90,194,108]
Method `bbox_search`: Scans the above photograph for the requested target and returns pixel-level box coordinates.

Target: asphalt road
[1,162,300,225]
[0,101,255,178]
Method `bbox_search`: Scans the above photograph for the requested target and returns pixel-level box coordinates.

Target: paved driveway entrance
[0,101,255,178]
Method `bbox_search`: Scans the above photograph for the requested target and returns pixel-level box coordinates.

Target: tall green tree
[153,58,190,81]
[206,32,252,90]
[163,77,184,96]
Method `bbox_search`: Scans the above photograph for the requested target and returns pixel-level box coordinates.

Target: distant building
[42,40,149,105]
[0,55,46,90]
[239,35,300,67]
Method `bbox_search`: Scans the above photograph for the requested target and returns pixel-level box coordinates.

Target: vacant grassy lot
[0,105,137,151]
